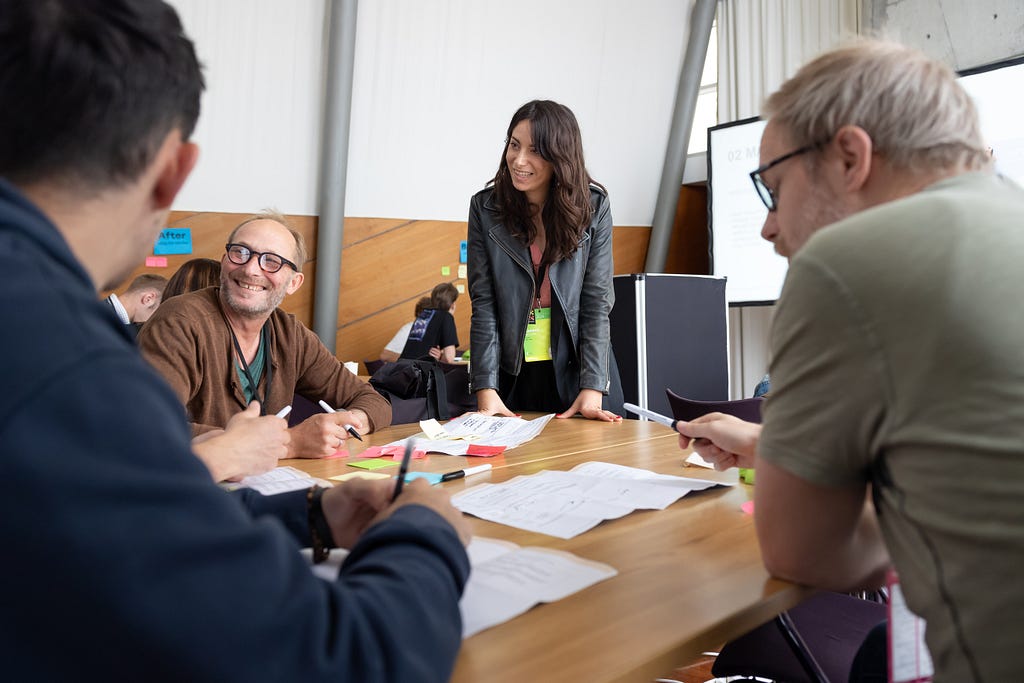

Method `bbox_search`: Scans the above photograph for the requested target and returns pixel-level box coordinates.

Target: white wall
[169,0,328,215]
[168,0,693,225]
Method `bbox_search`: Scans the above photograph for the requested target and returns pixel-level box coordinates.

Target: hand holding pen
[383,438,473,545]
[624,402,760,471]
[318,400,364,441]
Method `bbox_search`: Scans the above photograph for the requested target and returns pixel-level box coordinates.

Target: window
[687,19,718,155]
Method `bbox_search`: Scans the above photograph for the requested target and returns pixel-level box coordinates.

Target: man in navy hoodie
[0,1,470,680]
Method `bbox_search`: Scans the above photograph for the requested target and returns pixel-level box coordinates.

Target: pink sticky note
[145,256,168,267]
[323,449,349,460]
[741,500,755,515]
[466,444,506,457]
[358,446,383,459]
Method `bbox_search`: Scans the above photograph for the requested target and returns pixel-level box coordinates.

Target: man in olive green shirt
[679,41,1024,681]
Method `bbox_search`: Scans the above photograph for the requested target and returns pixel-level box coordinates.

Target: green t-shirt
[759,172,1024,682]
[234,334,266,404]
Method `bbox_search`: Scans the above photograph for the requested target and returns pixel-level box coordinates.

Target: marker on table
[622,402,678,430]
[274,405,293,419]
[318,399,364,442]
[392,439,415,502]
[440,464,492,482]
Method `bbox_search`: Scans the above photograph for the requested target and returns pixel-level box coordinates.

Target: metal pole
[314,0,359,351]
[644,0,716,273]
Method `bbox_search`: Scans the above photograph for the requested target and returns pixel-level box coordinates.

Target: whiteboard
[706,118,787,305]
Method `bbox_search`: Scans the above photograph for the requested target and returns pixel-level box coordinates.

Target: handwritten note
[452,461,728,539]
[226,466,322,494]
[305,536,616,638]
[386,413,554,456]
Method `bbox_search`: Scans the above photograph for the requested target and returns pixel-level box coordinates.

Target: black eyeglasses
[749,143,821,212]
[225,243,299,274]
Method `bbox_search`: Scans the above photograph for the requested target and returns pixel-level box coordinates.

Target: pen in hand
[622,402,678,430]
[317,399,364,442]
[392,439,415,502]
[275,405,293,419]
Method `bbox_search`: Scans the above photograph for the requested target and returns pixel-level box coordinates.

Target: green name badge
[523,306,552,362]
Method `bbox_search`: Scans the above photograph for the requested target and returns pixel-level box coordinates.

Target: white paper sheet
[452,462,728,539]
[459,537,616,637]
[303,537,616,638]
[387,413,556,455]
[225,466,321,494]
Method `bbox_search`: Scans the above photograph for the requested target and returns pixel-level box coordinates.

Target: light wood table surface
[285,415,810,682]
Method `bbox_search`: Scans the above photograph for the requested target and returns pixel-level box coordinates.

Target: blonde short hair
[764,40,990,173]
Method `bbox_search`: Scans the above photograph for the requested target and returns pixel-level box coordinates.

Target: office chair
[665,389,884,683]
[711,592,885,683]
[664,390,764,424]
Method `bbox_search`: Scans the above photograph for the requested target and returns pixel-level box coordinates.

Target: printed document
[305,537,616,638]
[452,461,728,539]
[223,466,322,494]
[385,412,555,455]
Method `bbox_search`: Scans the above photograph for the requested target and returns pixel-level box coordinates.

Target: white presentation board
[706,117,786,305]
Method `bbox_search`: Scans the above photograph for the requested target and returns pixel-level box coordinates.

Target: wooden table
[285,416,810,682]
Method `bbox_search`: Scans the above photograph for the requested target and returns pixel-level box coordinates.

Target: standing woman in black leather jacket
[467,100,623,421]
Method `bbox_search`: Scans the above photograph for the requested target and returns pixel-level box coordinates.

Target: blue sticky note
[459,240,467,263]
[154,227,193,255]
[404,472,443,485]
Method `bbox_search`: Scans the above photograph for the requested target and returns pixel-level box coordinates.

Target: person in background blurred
[380,296,434,362]
[163,256,219,299]
[104,272,167,338]
[401,282,459,363]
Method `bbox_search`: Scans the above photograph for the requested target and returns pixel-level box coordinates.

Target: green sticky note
[441,265,451,276]
[348,458,399,470]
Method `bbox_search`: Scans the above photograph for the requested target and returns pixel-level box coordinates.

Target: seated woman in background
[400,282,459,363]
[380,296,432,362]
[164,257,220,300]
[467,99,622,421]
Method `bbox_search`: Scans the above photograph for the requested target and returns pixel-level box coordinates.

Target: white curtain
[716,0,860,397]
[719,0,861,120]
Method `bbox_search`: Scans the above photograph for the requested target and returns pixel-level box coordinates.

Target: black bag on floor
[369,359,449,421]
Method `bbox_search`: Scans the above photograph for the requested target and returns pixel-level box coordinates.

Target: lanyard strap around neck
[229,323,272,415]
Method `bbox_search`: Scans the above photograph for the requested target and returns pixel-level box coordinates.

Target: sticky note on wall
[154,227,193,255]
[460,240,467,263]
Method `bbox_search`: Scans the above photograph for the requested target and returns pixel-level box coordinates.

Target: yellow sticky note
[419,418,448,440]
[330,471,390,482]
[456,283,465,294]
[457,264,467,279]
[441,265,451,276]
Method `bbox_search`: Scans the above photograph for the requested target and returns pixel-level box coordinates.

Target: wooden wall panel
[664,184,709,275]
[108,186,710,370]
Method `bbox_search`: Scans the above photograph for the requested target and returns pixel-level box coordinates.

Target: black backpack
[369,359,450,421]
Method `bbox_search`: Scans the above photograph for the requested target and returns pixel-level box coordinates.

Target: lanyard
[533,260,548,310]
[229,322,272,415]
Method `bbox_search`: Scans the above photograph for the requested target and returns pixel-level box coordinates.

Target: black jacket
[467,185,615,405]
